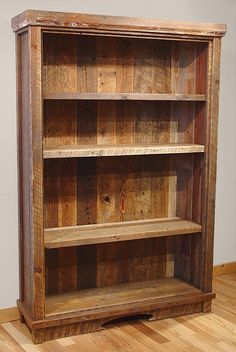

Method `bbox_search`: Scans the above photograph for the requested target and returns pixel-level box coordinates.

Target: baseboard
[0,306,19,324]
[0,262,235,324]
[213,261,236,277]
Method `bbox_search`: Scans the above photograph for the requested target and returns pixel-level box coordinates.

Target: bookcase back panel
[43,34,207,94]
[43,101,206,146]
[44,155,201,227]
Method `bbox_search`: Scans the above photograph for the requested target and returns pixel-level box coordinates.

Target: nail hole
[103,195,110,204]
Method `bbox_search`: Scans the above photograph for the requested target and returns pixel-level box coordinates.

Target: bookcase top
[12,9,226,37]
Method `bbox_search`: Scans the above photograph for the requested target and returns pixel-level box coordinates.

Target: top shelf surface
[43,93,206,101]
[11,10,227,37]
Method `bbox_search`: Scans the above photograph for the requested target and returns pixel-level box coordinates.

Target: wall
[0,0,235,308]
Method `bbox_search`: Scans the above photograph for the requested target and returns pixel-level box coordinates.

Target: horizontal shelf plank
[45,277,203,316]
[43,93,206,101]
[44,217,201,248]
[43,143,205,159]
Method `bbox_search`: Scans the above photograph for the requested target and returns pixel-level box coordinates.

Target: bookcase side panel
[16,29,33,316]
[201,38,222,293]
[17,26,45,320]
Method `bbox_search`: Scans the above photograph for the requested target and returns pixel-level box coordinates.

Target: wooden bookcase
[12,10,226,343]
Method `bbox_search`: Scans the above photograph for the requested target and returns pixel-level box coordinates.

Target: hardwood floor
[0,273,235,351]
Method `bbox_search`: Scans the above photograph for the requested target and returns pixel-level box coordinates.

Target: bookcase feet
[201,301,212,313]
[19,312,25,324]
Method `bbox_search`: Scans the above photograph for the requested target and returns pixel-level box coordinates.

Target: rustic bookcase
[12,10,226,343]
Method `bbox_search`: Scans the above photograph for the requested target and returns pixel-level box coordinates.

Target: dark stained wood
[13,10,225,343]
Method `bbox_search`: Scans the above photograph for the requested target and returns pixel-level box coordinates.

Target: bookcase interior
[43,33,207,95]
[43,100,206,148]
[44,154,202,299]
[43,32,207,310]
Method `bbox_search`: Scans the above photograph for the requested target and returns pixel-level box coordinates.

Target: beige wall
[0,0,235,308]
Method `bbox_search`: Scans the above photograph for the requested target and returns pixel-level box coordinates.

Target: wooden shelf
[43,143,205,159]
[44,217,201,248]
[45,277,203,316]
[43,92,206,101]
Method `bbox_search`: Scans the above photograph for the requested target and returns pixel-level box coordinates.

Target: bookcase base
[18,296,214,344]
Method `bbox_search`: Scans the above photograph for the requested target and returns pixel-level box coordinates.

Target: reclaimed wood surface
[12,10,227,37]
[43,92,206,100]
[16,26,45,320]
[13,9,225,344]
[44,217,201,248]
[0,274,235,348]
[45,277,204,316]
[43,143,205,158]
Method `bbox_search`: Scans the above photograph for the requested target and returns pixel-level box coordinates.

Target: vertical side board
[201,38,222,294]
[16,26,45,320]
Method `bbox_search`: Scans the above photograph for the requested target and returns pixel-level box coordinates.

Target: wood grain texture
[43,143,205,158]
[13,10,225,344]
[28,26,45,320]
[44,217,201,248]
[1,274,235,348]
[16,27,45,320]
[44,100,204,150]
[44,155,189,227]
[0,308,19,324]
[16,30,31,315]
[45,277,206,316]
[213,261,236,277]
[43,34,79,295]
[201,38,222,293]
[43,92,206,100]
[11,10,227,37]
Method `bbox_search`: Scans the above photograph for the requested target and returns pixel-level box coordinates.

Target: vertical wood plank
[16,30,31,311]
[116,102,134,144]
[96,36,118,286]
[77,158,97,288]
[77,101,97,145]
[43,34,77,93]
[43,35,78,294]
[28,26,44,319]
[97,37,117,93]
[171,41,196,94]
[153,40,171,93]
[77,36,97,93]
[116,37,133,93]
[195,42,208,94]
[202,38,221,292]
[171,41,199,284]
[133,39,153,93]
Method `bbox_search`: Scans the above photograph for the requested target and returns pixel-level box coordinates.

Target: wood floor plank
[0,273,236,351]
[0,325,25,352]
